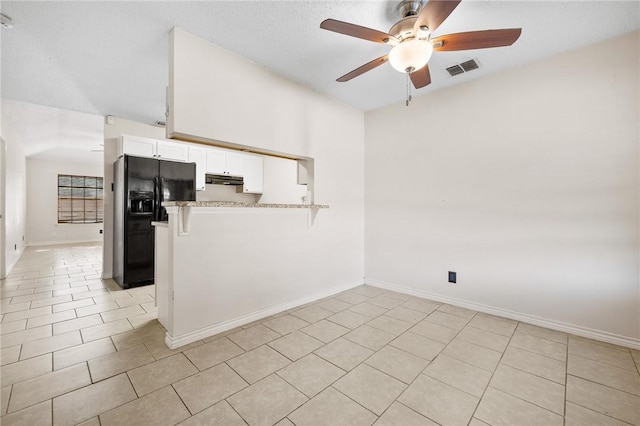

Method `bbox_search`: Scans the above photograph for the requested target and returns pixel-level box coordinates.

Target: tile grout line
[495,330,568,362]
[326,383,381,420]
[565,372,640,397]
[563,395,636,425]
[297,289,392,405]
[497,359,565,385]
[223,393,251,426]
[569,351,639,374]
[384,304,471,425]
[467,317,521,425]
[566,345,638,371]
[235,293,390,423]
[198,361,255,418]
[427,314,491,395]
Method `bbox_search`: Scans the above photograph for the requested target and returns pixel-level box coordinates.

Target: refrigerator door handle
[158,177,166,221]
[159,177,165,204]
[153,176,160,221]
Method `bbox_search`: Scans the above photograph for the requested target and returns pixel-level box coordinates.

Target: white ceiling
[2,99,104,166]
[1,1,639,160]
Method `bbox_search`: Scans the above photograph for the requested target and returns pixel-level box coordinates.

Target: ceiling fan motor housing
[389,16,419,41]
[397,0,424,18]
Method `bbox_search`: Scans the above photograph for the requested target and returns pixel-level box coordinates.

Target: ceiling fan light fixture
[388,38,433,73]
[416,25,430,39]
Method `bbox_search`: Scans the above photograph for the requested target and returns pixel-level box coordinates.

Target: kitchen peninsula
[154,201,337,349]
[156,26,365,349]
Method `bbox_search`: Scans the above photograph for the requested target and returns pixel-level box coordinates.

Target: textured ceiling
[2,99,104,165]
[1,1,639,159]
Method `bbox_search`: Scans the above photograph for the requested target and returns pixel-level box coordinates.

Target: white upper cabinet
[225,152,245,176]
[156,140,189,161]
[188,145,206,191]
[120,135,156,158]
[241,154,264,194]
[205,149,226,174]
[119,135,188,162]
[205,147,263,193]
[206,148,243,176]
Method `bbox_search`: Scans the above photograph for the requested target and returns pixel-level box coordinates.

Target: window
[58,175,104,224]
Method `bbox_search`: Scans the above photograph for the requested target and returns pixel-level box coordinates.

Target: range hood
[205,173,244,186]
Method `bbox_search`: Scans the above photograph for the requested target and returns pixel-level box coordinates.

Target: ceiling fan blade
[337,55,389,82]
[432,28,522,51]
[410,64,432,89]
[415,0,461,33]
[321,19,394,44]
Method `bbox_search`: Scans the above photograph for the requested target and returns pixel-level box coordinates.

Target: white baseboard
[165,280,364,349]
[365,278,640,350]
[3,246,25,278]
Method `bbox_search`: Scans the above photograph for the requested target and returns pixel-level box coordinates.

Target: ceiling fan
[320,0,522,90]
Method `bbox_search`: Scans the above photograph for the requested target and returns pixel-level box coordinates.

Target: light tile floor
[1,243,639,425]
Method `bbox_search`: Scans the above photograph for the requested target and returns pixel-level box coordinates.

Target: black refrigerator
[113,155,196,289]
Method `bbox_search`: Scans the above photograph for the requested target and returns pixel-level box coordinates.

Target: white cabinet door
[225,152,245,176]
[241,154,264,194]
[188,146,206,191]
[156,140,188,162]
[205,148,244,175]
[206,149,226,174]
[121,135,188,161]
[121,135,156,158]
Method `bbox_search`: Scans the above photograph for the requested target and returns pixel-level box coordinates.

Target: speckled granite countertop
[163,201,329,209]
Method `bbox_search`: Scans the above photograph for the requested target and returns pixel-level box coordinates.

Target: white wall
[0,137,5,278]
[1,105,29,277]
[26,158,103,245]
[168,28,366,291]
[365,31,640,344]
[2,135,26,276]
[102,117,165,278]
[259,156,308,204]
[159,207,359,346]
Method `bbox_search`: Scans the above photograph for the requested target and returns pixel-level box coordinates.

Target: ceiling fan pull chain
[406,73,412,106]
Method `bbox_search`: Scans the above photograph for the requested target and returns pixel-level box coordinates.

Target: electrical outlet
[448,271,457,283]
[99,230,103,234]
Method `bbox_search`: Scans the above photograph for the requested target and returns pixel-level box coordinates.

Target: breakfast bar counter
[154,201,351,349]
[164,201,329,209]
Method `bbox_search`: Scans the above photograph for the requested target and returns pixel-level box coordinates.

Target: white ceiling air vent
[446,65,464,76]
[446,58,480,77]
[460,59,479,72]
